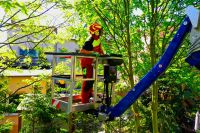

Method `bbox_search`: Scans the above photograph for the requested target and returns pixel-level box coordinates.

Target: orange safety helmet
[89,23,102,34]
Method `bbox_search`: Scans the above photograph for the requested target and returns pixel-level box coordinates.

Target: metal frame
[45,52,123,114]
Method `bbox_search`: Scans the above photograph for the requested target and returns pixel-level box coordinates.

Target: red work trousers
[81,65,94,103]
[80,45,103,103]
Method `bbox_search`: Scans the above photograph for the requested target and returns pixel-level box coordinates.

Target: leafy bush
[20,93,68,133]
[0,115,13,133]
[73,111,102,133]
[0,77,14,132]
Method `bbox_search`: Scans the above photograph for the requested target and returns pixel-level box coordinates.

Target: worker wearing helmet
[80,23,105,103]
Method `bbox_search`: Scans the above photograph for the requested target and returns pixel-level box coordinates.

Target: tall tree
[0,0,73,103]
[71,0,199,132]
[0,0,73,71]
[74,0,142,132]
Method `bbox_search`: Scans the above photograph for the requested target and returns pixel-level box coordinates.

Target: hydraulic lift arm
[103,6,200,120]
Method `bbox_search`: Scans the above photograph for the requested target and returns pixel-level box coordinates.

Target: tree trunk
[150,28,158,133]
[149,0,159,132]
[151,83,158,133]
[124,1,140,132]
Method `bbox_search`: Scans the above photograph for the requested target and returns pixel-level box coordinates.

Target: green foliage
[0,0,200,132]
[0,77,8,101]
[139,41,200,132]
[0,77,16,133]
[0,77,17,114]
[141,53,200,132]
[0,115,12,133]
[54,61,71,75]
[73,111,102,133]
[72,0,199,131]
[0,48,18,69]
[0,0,27,13]
[0,0,75,71]
[20,93,68,133]
[0,103,17,114]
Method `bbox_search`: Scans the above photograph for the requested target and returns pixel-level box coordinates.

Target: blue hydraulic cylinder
[108,17,192,119]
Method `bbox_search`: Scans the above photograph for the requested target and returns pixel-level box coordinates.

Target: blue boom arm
[108,17,192,119]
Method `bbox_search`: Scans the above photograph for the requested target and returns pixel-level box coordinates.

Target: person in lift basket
[80,23,105,103]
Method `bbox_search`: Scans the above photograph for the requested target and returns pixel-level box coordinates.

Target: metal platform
[45,52,123,114]
[52,95,94,113]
